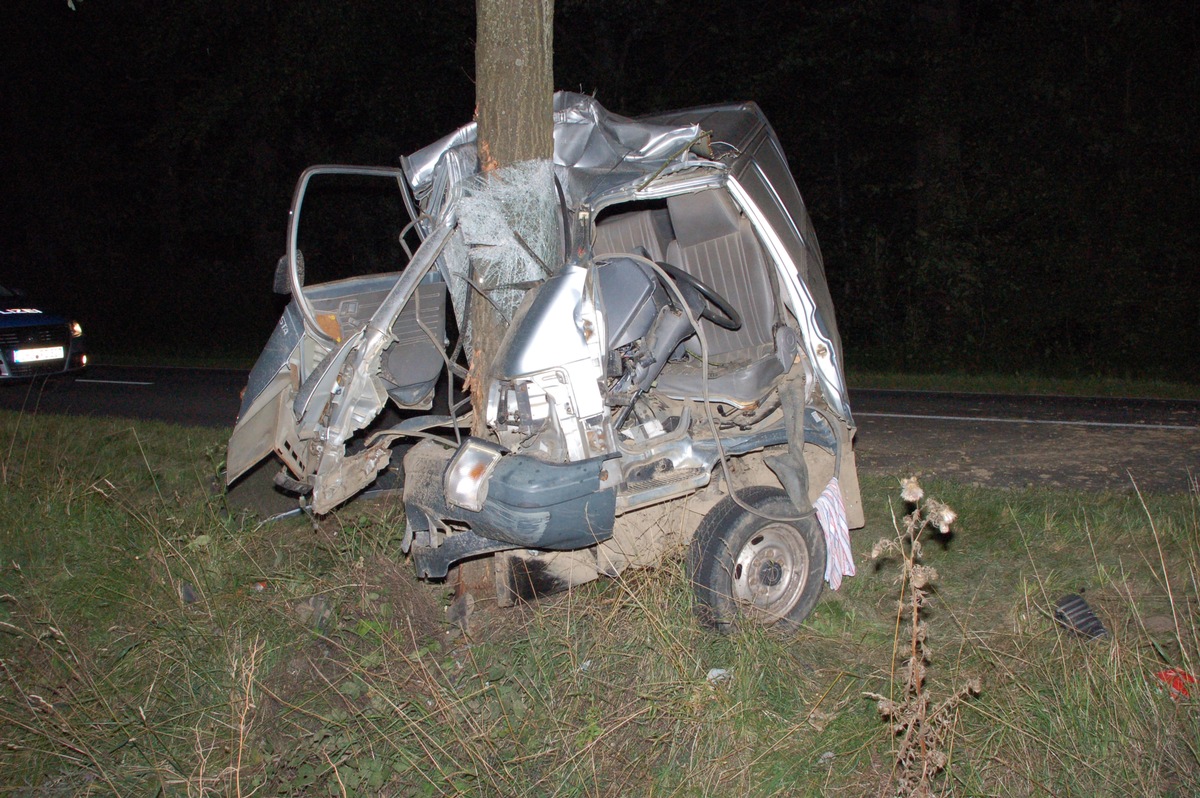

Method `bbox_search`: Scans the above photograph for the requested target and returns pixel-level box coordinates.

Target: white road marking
[76,379,154,386]
[856,412,1198,432]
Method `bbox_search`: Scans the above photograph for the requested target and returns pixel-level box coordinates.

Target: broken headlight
[444,438,506,512]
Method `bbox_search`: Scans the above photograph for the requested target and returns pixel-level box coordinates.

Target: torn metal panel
[403,92,709,217]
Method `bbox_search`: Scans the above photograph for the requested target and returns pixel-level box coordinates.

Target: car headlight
[70,321,83,338]
[444,438,505,512]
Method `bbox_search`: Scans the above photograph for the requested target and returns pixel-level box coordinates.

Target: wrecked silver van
[227,93,864,631]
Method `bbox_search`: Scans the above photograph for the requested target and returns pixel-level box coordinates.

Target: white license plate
[13,346,65,363]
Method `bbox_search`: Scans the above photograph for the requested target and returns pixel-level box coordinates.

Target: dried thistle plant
[866,476,979,798]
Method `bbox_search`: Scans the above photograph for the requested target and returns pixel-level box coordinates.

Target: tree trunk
[475,0,554,172]
[469,0,555,433]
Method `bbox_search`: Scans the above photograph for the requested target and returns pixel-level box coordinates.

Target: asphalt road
[0,365,248,427]
[850,389,1199,493]
[2,366,1197,493]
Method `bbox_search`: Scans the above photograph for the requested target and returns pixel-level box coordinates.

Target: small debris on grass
[706,668,732,685]
[1053,594,1108,639]
[293,596,332,632]
[179,582,198,604]
[1155,668,1196,701]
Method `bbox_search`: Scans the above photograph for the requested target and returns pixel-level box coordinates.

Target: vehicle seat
[663,189,775,364]
[592,208,673,263]
[655,189,786,407]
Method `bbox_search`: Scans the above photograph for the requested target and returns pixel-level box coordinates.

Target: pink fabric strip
[814,477,855,590]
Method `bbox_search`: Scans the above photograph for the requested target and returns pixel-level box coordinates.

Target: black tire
[688,486,826,633]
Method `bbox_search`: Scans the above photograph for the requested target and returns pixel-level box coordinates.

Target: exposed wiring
[613,391,641,431]
[446,337,468,446]
[397,216,422,260]
[636,130,713,192]
[365,423,465,450]
[511,228,554,278]
[717,392,781,429]
[413,288,462,382]
[454,272,506,316]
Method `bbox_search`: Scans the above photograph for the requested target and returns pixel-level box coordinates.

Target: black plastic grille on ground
[1053,594,1108,639]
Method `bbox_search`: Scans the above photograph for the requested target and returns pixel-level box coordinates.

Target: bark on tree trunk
[454,0,556,604]
[475,0,555,172]
[469,0,555,434]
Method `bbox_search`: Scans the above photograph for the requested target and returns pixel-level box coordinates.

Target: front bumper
[403,438,616,578]
[0,326,86,380]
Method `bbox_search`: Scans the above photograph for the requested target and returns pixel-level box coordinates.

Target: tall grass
[1,409,1196,795]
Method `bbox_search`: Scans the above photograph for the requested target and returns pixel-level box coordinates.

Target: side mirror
[273,250,305,295]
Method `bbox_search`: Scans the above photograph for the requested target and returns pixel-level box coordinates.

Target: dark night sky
[2,0,1197,377]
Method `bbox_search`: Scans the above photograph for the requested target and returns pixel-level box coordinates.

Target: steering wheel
[655,261,743,331]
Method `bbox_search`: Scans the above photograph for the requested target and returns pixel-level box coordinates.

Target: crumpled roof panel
[404,92,709,213]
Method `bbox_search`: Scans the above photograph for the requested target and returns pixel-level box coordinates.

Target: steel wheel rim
[731,523,809,621]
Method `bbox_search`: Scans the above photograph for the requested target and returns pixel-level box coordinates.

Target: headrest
[666,189,742,247]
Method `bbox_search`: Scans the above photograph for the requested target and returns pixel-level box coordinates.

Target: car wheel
[688,486,826,633]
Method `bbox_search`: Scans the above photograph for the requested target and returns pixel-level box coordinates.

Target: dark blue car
[0,284,87,381]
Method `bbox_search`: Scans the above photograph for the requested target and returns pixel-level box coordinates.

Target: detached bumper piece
[403,439,616,579]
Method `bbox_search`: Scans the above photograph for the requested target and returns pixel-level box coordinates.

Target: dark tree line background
[2,0,1197,379]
